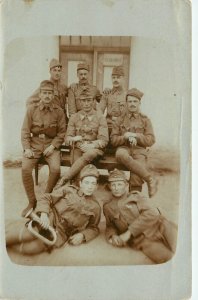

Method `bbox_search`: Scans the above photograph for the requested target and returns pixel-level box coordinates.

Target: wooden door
[60,52,93,86]
[96,53,130,92]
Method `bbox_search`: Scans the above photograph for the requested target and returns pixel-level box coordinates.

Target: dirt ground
[3,166,179,266]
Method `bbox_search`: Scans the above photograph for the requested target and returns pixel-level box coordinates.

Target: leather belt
[32,133,46,139]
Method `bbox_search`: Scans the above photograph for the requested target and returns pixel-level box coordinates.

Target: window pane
[103,66,113,90]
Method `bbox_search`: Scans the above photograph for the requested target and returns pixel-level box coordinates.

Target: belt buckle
[38,134,45,139]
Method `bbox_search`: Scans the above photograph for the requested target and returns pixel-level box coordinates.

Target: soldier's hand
[54,176,66,190]
[103,87,111,95]
[119,230,131,243]
[24,149,34,158]
[66,136,82,146]
[79,142,95,152]
[128,136,137,146]
[72,135,83,142]
[40,213,50,230]
[124,132,136,139]
[43,145,55,157]
[110,235,125,247]
[69,233,85,245]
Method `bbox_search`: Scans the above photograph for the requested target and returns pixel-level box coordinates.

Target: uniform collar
[39,102,54,111]
[50,78,60,88]
[78,81,89,87]
[112,86,124,94]
[128,112,140,119]
[79,109,96,121]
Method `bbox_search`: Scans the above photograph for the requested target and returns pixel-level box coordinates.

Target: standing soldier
[6,164,101,255]
[110,88,157,197]
[21,80,66,217]
[104,169,177,264]
[68,62,101,116]
[99,66,127,128]
[26,59,68,115]
[57,90,109,187]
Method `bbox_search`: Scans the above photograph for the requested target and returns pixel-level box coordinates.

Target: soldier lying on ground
[56,89,109,187]
[103,169,177,264]
[110,88,158,197]
[21,80,66,217]
[6,164,101,255]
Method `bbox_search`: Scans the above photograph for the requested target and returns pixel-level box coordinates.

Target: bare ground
[3,166,179,266]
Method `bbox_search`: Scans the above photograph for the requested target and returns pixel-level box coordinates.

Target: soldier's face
[112,75,124,88]
[77,69,89,84]
[80,176,98,196]
[110,180,128,197]
[40,89,54,104]
[127,96,141,113]
[80,98,94,112]
[50,66,62,81]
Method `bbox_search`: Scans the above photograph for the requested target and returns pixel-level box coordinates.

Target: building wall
[2,36,181,160]
[3,36,59,160]
[129,37,181,151]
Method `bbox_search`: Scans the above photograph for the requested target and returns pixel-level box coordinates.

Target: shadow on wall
[3,148,180,175]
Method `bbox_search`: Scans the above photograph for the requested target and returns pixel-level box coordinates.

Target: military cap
[126,88,144,100]
[79,164,99,180]
[49,58,62,70]
[40,80,54,91]
[77,62,89,72]
[79,89,94,100]
[108,169,128,182]
[112,66,125,76]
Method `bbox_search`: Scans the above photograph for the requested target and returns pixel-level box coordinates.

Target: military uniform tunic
[36,185,101,247]
[21,102,66,157]
[99,87,126,125]
[103,192,177,263]
[21,102,66,207]
[110,112,155,190]
[26,80,68,112]
[64,109,109,181]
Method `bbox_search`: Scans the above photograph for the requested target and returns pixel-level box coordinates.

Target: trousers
[115,146,149,191]
[22,150,61,205]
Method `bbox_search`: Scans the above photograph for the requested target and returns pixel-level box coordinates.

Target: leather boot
[146,176,158,198]
[45,172,60,193]
[21,170,37,217]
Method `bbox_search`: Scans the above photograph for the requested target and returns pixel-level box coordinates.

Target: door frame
[60,43,130,86]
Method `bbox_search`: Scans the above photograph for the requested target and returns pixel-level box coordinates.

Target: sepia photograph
[3,35,180,266]
[0,1,191,300]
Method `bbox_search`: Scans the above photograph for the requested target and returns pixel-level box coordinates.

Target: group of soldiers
[6,58,177,264]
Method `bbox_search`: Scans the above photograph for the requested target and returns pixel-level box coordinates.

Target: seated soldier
[103,169,178,264]
[57,89,109,187]
[99,66,127,128]
[26,59,68,114]
[110,88,157,197]
[21,80,66,217]
[68,62,101,117]
[6,164,101,255]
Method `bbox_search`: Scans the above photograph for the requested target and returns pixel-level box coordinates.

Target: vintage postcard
[0,0,191,299]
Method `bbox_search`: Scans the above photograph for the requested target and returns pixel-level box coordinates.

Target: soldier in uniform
[110,88,157,197]
[6,164,101,255]
[21,80,66,217]
[99,66,126,128]
[57,89,109,186]
[26,59,68,114]
[67,62,101,116]
[103,169,177,264]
